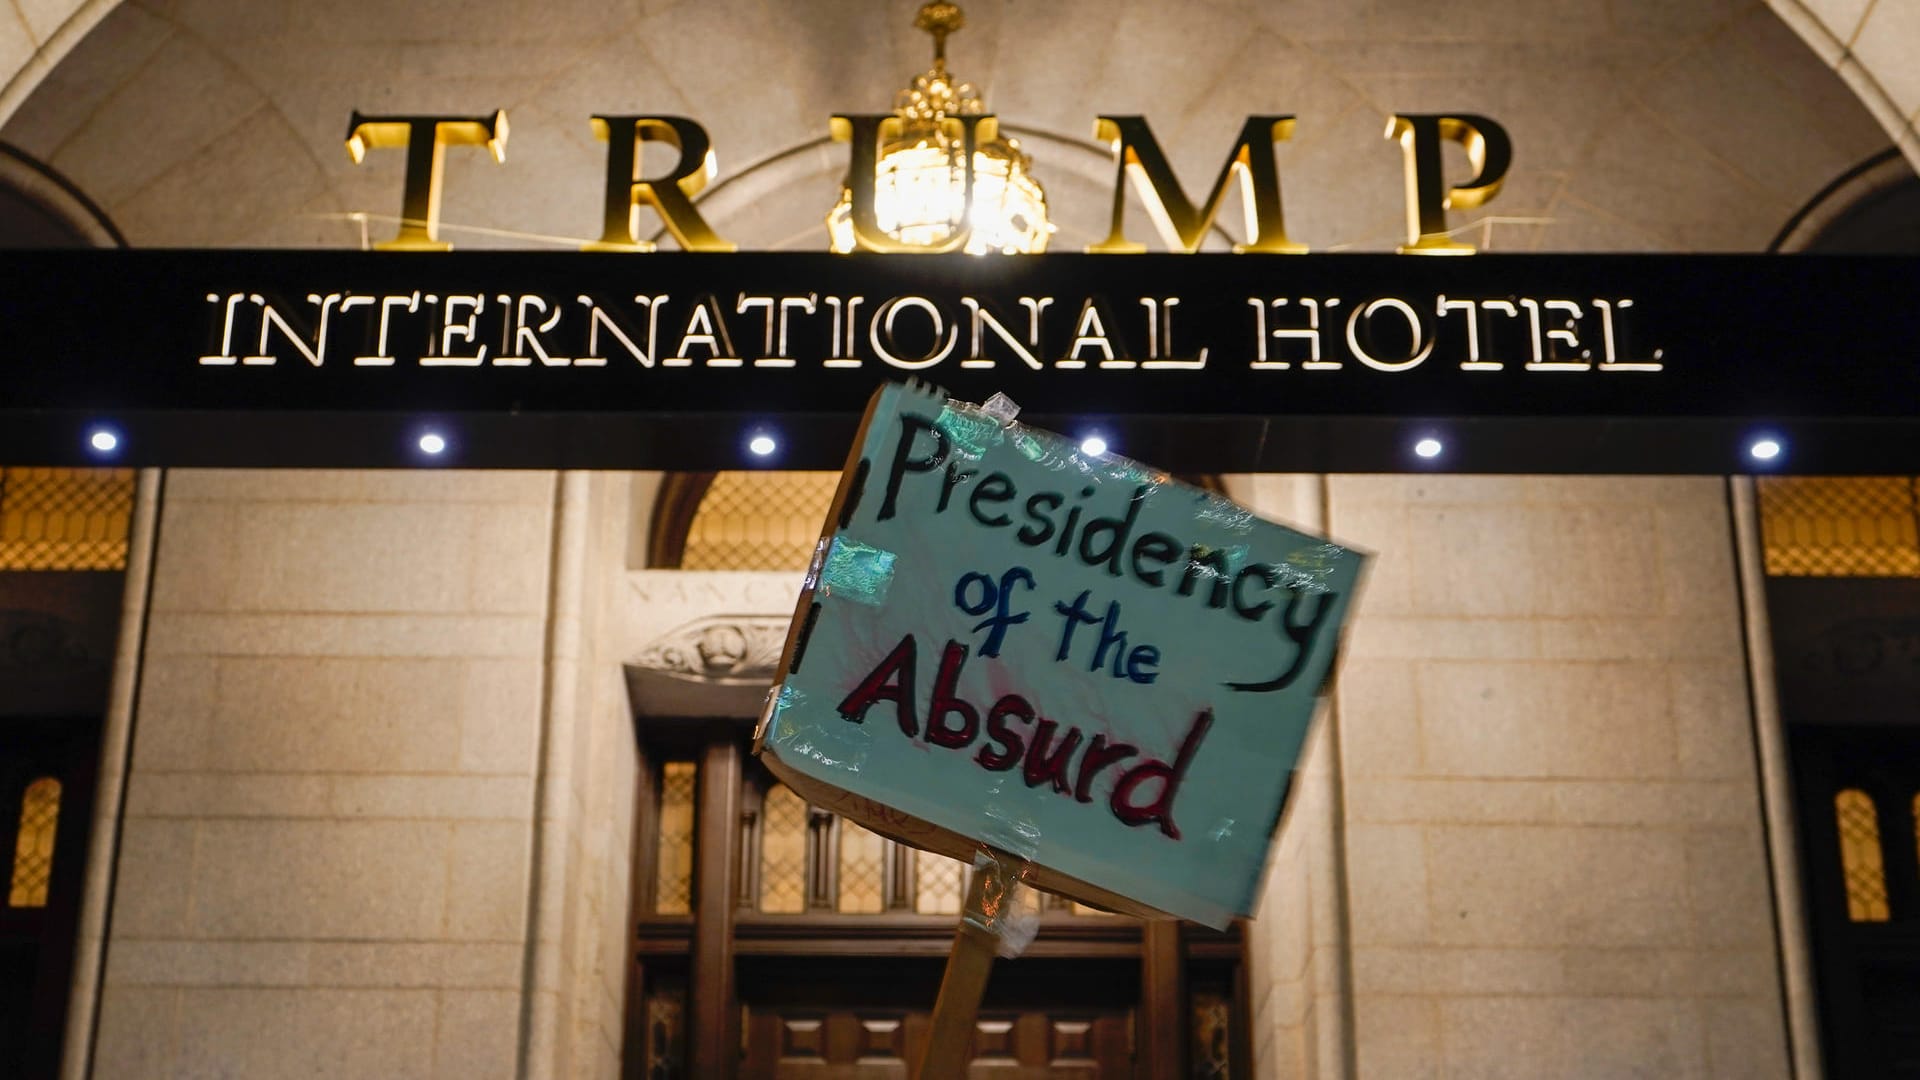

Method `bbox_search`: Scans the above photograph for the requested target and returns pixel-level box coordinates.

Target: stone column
[1235,474,1355,1080]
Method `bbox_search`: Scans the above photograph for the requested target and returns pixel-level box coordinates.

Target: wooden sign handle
[916,851,1021,1079]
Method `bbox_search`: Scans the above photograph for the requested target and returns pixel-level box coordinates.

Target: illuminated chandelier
[827,2,1053,255]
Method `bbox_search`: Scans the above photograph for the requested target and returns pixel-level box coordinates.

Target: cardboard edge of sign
[750,378,1236,927]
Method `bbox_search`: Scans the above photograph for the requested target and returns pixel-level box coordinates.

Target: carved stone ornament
[629,614,791,685]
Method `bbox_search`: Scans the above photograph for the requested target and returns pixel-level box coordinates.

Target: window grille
[1835,788,1891,922]
[678,472,841,571]
[743,783,1095,917]
[653,762,697,915]
[915,851,967,916]
[0,467,135,571]
[8,777,61,908]
[759,785,809,914]
[836,819,887,914]
[1758,477,1920,576]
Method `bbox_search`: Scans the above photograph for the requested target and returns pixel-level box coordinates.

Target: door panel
[738,956,1137,1079]
[0,717,101,1080]
[1791,725,1920,1078]
[742,1007,1132,1078]
[746,1010,917,1077]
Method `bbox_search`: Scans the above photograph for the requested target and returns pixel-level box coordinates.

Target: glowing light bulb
[88,429,120,454]
[1414,437,1443,459]
[749,434,777,456]
[1079,435,1109,456]
[1748,437,1782,462]
[418,433,447,455]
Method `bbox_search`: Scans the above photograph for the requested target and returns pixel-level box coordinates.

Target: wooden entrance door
[738,957,1136,1078]
[742,1008,1133,1078]
[0,717,101,1080]
[626,743,1247,1079]
[1791,725,1920,1077]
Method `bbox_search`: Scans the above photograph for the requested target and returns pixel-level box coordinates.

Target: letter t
[345,111,509,251]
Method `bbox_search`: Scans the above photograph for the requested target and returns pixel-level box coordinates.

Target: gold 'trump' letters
[344,111,509,252]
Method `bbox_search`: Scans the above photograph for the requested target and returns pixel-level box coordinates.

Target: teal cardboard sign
[756,383,1366,928]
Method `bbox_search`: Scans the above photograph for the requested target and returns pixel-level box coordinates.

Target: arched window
[650,472,843,570]
[1835,788,1890,922]
[0,467,136,571]
[8,777,61,908]
[1756,477,1920,577]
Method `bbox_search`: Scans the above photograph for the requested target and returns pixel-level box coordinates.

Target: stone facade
[0,0,1912,1076]
[96,471,556,1078]
[86,471,640,1078]
[0,0,1893,253]
[1232,475,1787,1079]
[1326,476,1782,1078]
[3,0,1920,179]
[72,467,1797,1078]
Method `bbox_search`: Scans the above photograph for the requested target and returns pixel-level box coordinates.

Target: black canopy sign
[1,250,1915,472]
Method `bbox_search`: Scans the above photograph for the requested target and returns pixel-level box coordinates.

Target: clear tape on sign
[936,401,1007,460]
[979,391,1021,423]
[762,684,870,778]
[979,796,1044,862]
[819,536,897,606]
[967,847,1040,959]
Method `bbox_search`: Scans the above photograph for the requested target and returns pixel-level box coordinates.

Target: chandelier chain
[915,2,966,70]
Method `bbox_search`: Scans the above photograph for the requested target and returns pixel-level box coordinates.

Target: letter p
[1386,113,1511,255]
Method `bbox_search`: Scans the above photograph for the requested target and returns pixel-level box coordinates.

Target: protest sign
[755,382,1365,929]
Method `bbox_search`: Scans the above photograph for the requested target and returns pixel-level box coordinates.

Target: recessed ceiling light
[418,432,447,455]
[749,433,777,456]
[88,428,120,454]
[1413,437,1443,459]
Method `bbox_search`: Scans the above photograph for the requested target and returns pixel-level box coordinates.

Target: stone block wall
[1248,475,1791,1078]
[81,467,1795,1078]
[90,470,560,1078]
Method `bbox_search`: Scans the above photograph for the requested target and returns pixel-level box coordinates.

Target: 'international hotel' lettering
[200,288,1664,374]
[199,107,1667,374]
